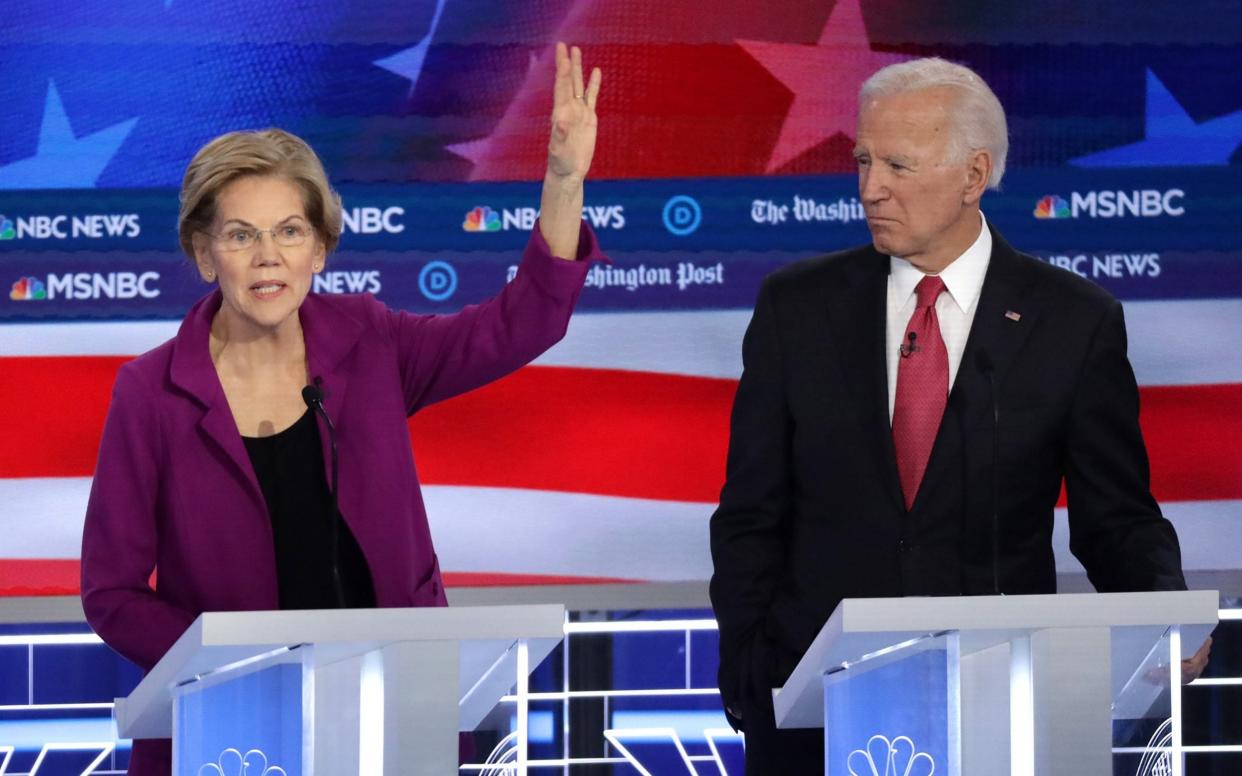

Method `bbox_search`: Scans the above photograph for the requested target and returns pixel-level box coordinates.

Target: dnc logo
[662,195,702,236]
[462,206,501,232]
[1033,195,1070,219]
[10,276,46,300]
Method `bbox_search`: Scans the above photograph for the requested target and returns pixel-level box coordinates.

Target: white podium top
[116,604,565,739]
[774,590,1219,728]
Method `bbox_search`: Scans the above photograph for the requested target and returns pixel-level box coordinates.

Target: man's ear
[963,148,993,205]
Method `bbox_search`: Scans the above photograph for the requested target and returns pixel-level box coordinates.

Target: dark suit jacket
[709,223,1186,723]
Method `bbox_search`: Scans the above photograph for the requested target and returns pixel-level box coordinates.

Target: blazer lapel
[168,290,266,511]
[823,250,906,512]
[298,293,365,495]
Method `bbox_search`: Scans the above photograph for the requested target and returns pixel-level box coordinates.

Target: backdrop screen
[2,0,1240,594]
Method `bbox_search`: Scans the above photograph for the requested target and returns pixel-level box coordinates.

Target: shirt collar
[889,211,992,314]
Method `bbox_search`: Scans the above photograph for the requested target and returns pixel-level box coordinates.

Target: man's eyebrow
[882,154,918,167]
[851,147,869,159]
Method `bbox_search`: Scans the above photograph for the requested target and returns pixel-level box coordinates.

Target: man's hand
[1181,636,1212,684]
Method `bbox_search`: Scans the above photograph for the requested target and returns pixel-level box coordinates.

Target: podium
[114,604,565,776]
[773,591,1218,776]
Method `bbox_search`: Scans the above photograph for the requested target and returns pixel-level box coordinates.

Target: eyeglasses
[206,223,312,252]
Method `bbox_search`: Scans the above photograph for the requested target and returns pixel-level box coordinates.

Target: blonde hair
[178,128,342,257]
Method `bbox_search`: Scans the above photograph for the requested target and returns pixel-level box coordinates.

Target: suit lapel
[823,251,906,512]
[955,228,1042,422]
[913,227,1043,511]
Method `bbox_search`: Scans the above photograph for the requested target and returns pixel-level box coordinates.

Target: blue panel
[0,717,117,747]
[609,695,727,759]
[609,695,724,715]
[0,645,29,705]
[611,710,731,744]
[689,630,720,690]
[524,698,566,753]
[528,640,564,692]
[610,732,696,776]
[0,624,93,636]
[711,736,747,776]
[32,643,141,705]
[176,662,303,776]
[824,637,959,776]
[610,631,686,691]
[623,608,714,621]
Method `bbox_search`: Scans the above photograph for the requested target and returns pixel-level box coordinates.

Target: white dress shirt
[886,212,992,421]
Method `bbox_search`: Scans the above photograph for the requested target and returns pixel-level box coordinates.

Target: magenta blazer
[81,224,602,774]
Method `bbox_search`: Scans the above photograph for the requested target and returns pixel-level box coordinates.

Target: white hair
[859,58,1009,189]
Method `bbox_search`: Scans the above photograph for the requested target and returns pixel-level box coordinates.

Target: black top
[242,409,376,609]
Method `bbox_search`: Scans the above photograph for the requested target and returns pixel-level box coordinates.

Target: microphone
[303,378,346,608]
[900,331,919,358]
[300,382,324,412]
[976,351,1001,596]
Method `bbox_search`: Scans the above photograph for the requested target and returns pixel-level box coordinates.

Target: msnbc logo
[10,276,47,300]
[0,215,14,240]
[1034,195,1070,219]
[462,206,501,233]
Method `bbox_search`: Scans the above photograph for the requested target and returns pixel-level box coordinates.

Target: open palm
[547,41,602,181]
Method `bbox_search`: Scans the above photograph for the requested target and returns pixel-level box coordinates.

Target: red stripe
[0,356,126,479]
[408,366,734,502]
[1141,383,1242,502]
[2,356,1240,504]
[0,559,80,596]
[0,560,635,598]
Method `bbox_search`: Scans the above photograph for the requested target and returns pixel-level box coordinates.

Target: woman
[80,43,603,775]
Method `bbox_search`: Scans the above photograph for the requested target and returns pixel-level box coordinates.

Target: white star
[373,0,449,97]
[1073,69,1242,167]
[0,81,138,190]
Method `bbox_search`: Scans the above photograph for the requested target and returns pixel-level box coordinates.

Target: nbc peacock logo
[198,747,288,776]
[462,206,501,232]
[848,734,935,776]
[10,276,47,300]
[0,215,14,240]
[1033,195,1071,219]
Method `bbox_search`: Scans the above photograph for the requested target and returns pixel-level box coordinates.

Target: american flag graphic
[3,299,1241,594]
[1,0,1240,596]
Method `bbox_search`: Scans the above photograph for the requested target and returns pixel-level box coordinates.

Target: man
[709,58,1206,773]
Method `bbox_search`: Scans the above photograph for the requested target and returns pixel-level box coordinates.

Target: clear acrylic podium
[773,591,1218,776]
[114,604,565,775]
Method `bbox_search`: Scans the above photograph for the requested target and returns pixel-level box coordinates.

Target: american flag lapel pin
[1004,310,1022,322]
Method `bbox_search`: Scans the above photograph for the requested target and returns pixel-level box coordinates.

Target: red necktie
[892,275,948,510]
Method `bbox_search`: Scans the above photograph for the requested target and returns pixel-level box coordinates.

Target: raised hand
[547,41,602,182]
[539,41,603,259]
